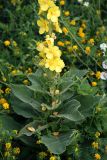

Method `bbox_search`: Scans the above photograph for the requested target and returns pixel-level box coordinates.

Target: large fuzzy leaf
[11,96,36,118]
[0,115,21,130]
[10,84,41,111]
[57,99,84,121]
[41,131,77,154]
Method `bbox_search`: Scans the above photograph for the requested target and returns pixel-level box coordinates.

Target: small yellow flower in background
[65,41,71,45]
[91,82,97,87]
[78,32,85,38]
[50,155,57,160]
[0,98,7,104]
[25,68,32,74]
[60,0,65,6]
[92,142,99,149]
[70,20,76,26]
[37,18,49,34]
[4,40,11,47]
[85,46,91,55]
[57,41,64,47]
[94,153,101,160]
[88,38,95,45]
[64,11,70,16]
[11,69,18,76]
[2,102,10,110]
[81,22,87,29]
[23,79,29,85]
[95,132,100,138]
[5,88,11,94]
[72,45,78,51]
[95,71,101,79]
[5,142,11,150]
[47,6,60,22]
[62,27,68,34]
[13,147,20,155]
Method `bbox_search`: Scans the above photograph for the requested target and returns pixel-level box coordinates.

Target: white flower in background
[83,2,89,7]
[100,43,107,53]
[102,60,107,69]
[100,72,107,80]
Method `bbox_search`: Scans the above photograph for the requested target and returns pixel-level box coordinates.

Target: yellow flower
[72,45,78,51]
[78,32,85,38]
[65,41,71,45]
[57,41,64,47]
[92,142,99,149]
[50,156,57,160]
[45,58,65,73]
[47,6,60,22]
[45,45,61,59]
[91,82,97,87]
[5,143,11,150]
[53,22,62,33]
[37,18,49,34]
[13,147,20,154]
[85,46,91,55]
[95,71,101,79]
[64,11,70,16]
[23,79,29,85]
[0,98,7,105]
[60,0,65,6]
[2,102,10,110]
[62,27,68,34]
[38,0,55,12]
[37,42,46,52]
[5,88,11,94]
[88,38,95,45]
[94,153,101,160]
[4,40,10,46]
[95,132,100,138]
[70,20,76,26]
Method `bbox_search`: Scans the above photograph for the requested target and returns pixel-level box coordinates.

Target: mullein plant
[8,1,106,159]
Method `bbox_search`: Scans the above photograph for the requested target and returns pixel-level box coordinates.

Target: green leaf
[59,68,88,94]
[41,131,75,154]
[0,115,21,131]
[10,84,41,111]
[57,99,84,121]
[11,96,36,118]
[76,95,100,117]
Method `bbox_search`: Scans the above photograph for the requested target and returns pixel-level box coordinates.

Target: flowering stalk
[36,0,65,73]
